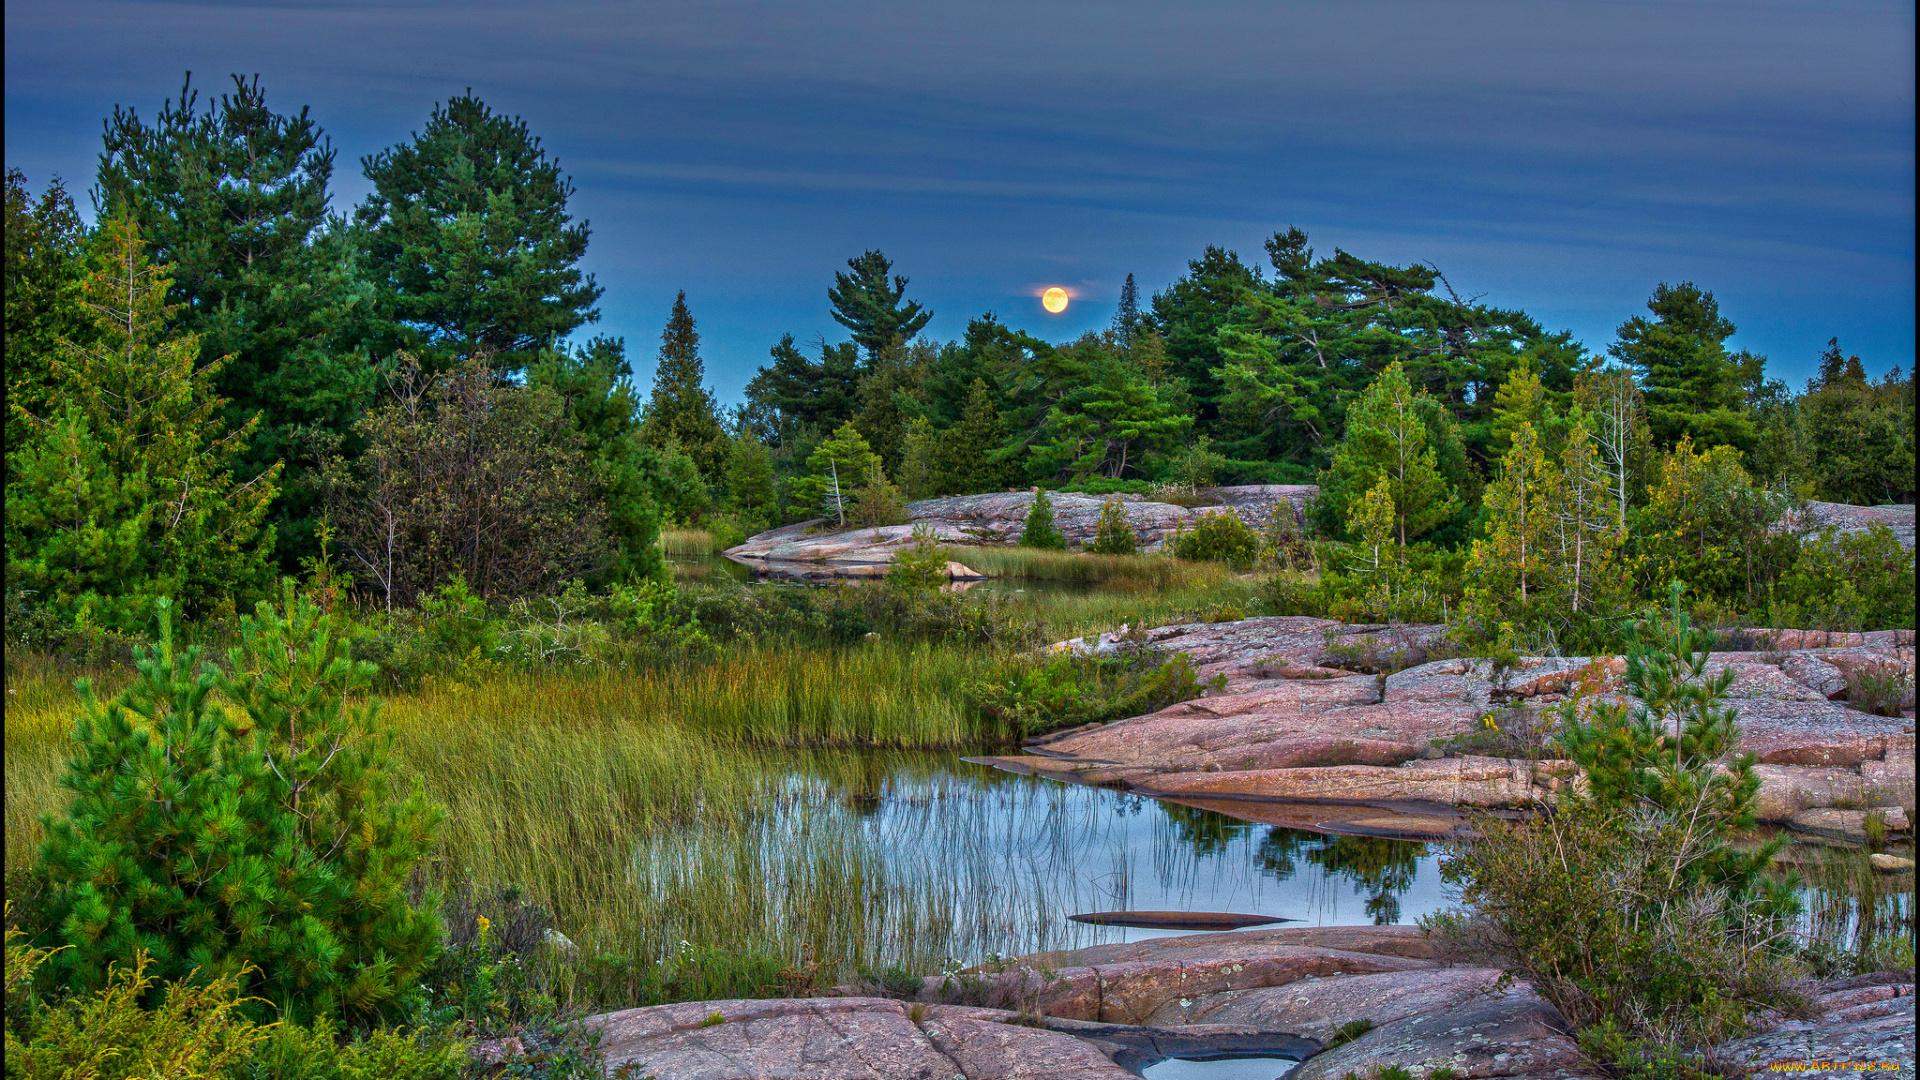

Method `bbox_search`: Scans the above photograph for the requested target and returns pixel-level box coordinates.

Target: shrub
[1259,502,1311,569]
[1018,490,1068,550]
[1172,510,1260,568]
[848,461,909,529]
[1085,498,1139,555]
[1766,524,1915,632]
[29,587,445,1023]
[964,650,1218,740]
[1430,587,1805,1055]
[886,524,950,590]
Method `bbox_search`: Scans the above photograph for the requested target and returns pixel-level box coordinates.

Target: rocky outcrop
[1794,501,1916,550]
[577,927,1916,1077]
[722,485,1315,577]
[971,616,1915,836]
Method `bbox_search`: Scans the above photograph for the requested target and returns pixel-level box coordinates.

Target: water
[1142,1059,1299,1080]
[634,750,1448,967]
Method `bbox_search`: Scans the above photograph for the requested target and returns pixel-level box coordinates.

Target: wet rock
[1286,985,1593,1080]
[1138,757,1568,809]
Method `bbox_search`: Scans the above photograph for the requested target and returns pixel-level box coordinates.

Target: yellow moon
[1042,287,1069,313]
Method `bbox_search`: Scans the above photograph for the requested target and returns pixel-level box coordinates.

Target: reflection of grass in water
[1789,844,1916,976]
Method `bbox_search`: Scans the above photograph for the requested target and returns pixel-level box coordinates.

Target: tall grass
[661,529,714,557]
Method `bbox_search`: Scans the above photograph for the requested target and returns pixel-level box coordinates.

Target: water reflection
[634,751,1446,970]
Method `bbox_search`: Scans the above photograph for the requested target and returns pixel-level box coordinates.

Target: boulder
[1286,986,1593,1080]
[1869,853,1915,872]
[1788,808,1876,844]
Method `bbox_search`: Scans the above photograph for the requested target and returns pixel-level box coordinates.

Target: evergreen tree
[791,421,883,526]
[852,338,936,474]
[32,591,444,1023]
[1547,428,1627,617]
[741,334,863,440]
[724,436,779,531]
[1150,245,1262,430]
[95,74,372,569]
[527,337,670,585]
[1019,489,1067,550]
[1087,497,1139,555]
[828,250,932,362]
[1465,422,1557,622]
[5,170,91,480]
[640,292,726,481]
[1346,477,1402,620]
[896,416,939,501]
[1031,354,1189,483]
[1799,343,1913,505]
[7,218,278,628]
[933,378,1010,495]
[357,91,601,374]
[1314,363,1463,546]
[1609,282,1753,452]
[1489,356,1553,457]
[1111,272,1143,350]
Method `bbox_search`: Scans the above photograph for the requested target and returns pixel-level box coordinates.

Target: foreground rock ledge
[577,927,1915,1079]
[964,616,1914,838]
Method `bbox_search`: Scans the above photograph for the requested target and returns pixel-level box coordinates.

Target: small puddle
[1141,1057,1300,1080]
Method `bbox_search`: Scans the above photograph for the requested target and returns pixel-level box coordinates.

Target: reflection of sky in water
[1143,1058,1299,1080]
[735,753,1450,959]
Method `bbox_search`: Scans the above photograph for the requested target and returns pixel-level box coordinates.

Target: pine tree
[792,421,883,526]
[1490,356,1552,457]
[1031,355,1190,483]
[1316,362,1462,546]
[896,417,939,501]
[934,378,1011,495]
[1346,477,1401,620]
[1465,422,1557,622]
[33,590,444,1022]
[1019,489,1067,550]
[1549,428,1626,615]
[1111,272,1143,350]
[7,217,278,628]
[1609,282,1753,452]
[5,169,91,479]
[725,437,780,531]
[1086,497,1139,555]
[357,92,601,374]
[96,74,373,569]
[640,292,726,481]
[828,250,931,362]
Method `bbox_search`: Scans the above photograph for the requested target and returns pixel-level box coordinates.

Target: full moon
[1041,287,1069,313]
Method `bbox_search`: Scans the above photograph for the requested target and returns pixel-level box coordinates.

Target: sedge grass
[950,545,1230,588]
[661,529,715,557]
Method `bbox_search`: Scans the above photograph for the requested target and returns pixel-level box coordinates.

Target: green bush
[1018,490,1068,550]
[964,649,1219,740]
[1765,523,1915,632]
[1430,588,1805,1055]
[1171,510,1260,568]
[29,587,445,1023]
[886,524,951,590]
[1085,498,1139,556]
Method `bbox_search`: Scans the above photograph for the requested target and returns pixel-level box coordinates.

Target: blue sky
[6,0,1913,403]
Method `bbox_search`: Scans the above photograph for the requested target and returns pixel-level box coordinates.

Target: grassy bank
[952,545,1230,587]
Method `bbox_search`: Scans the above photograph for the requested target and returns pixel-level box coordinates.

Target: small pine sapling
[1018,490,1068,550]
[1086,497,1138,555]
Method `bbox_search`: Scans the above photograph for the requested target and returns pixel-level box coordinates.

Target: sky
[6,0,1914,404]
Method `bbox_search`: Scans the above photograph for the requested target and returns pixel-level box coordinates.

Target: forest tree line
[6,73,1914,636]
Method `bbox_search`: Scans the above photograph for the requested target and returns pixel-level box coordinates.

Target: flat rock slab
[1287,986,1595,1080]
[1068,911,1295,930]
[578,997,1137,1079]
[1148,966,1506,1034]
[724,486,1315,574]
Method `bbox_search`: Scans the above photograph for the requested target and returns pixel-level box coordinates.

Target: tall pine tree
[4,170,91,481]
[1610,282,1753,452]
[1111,272,1143,350]
[94,74,369,568]
[828,250,932,362]
[640,292,726,482]
[1315,363,1463,546]
[357,92,601,374]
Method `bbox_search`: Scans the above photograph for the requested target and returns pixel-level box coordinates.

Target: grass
[662,528,715,557]
[950,545,1231,588]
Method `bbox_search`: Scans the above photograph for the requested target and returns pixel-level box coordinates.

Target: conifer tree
[792,421,883,526]
[1087,497,1139,555]
[640,292,726,481]
[828,250,931,362]
[1490,356,1552,457]
[33,590,444,1023]
[1347,477,1401,620]
[896,416,939,500]
[1111,272,1143,350]
[725,436,779,531]
[1019,489,1067,550]
[935,378,1011,494]
[7,217,278,628]
[357,92,601,373]
[1548,428,1626,615]
[1610,282,1754,452]
[1465,422,1557,622]
[1316,362,1462,546]
[5,170,91,479]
